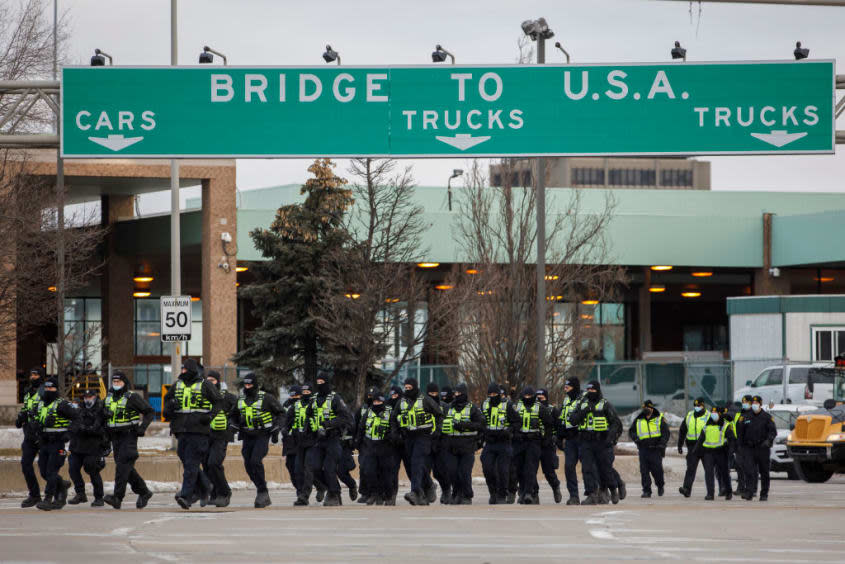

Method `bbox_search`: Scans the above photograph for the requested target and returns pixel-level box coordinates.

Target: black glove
[317,428,327,439]
[199,414,212,425]
[678,445,684,455]
[661,448,666,458]
[135,427,146,437]
[15,412,25,428]
[271,431,279,444]
[765,439,773,449]
[453,421,467,432]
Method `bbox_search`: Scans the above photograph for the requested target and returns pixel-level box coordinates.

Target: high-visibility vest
[105,392,140,428]
[578,399,609,432]
[514,401,541,434]
[291,399,308,432]
[703,421,729,448]
[559,395,578,429]
[685,410,709,440]
[635,413,664,440]
[482,399,508,431]
[210,406,227,431]
[238,391,274,430]
[37,399,69,433]
[309,393,336,432]
[174,380,212,414]
[730,412,741,437]
[443,404,477,437]
[364,406,392,441]
[22,390,41,421]
[398,397,434,432]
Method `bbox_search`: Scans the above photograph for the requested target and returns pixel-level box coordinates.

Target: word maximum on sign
[61,61,834,158]
[159,295,192,343]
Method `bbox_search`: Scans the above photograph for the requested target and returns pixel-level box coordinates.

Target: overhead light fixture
[580,314,593,320]
[323,44,340,65]
[681,291,701,298]
[190,296,200,302]
[671,41,686,61]
[435,284,454,291]
[691,272,712,278]
[199,45,227,65]
[235,282,240,287]
[48,286,57,292]
[417,262,440,268]
[90,48,112,66]
[794,41,809,61]
[521,17,554,41]
[582,299,599,305]
[651,265,673,271]
[465,268,479,275]
[133,276,154,283]
[345,293,361,299]
[385,298,400,303]
[477,290,493,296]
[431,44,454,64]
[649,285,666,293]
[133,291,151,298]
[235,266,248,273]
[544,275,559,281]
[816,277,834,283]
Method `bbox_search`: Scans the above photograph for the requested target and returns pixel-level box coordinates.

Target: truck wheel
[795,461,834,483]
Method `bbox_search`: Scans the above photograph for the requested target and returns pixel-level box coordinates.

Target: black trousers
[357,444,370,497]
[390,444,403,495]
[37,439,67,498]
[743,445,771,496]
[112,431,147,500]
[177,433,209,499]
[563,438,581,498]
[403,434,433,495]
[535,442,560,495]
[602,445,622,489]
[69,451,104,499]
[285,450,299,492]
[21,438,41,498]
[337,444,357,490]
[204,437,230,498]
[360,442,397,498]
[637,447,665,494]
[443,444,475,499]
[702,447,730,497]
[242,433,270,493]
[511,439,541,497]
[682,445,704,492]
[305,438,342,495]
[481,441,511,498]
[580,440,614,495]
[733,447,748,493]
[431,439,450,495]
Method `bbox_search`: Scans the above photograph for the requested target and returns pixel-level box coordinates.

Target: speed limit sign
[160,296,192,342]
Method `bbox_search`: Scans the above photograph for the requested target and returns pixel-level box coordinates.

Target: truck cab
[786,356,845,483]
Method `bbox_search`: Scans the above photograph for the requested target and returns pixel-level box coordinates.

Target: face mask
[453,394,467,406]
[710,412,719,422]
[488,395,501,406]
[741,402,750,410]
[42,390,58,404]
[84,398,95,408]
[366,396,373,406]
[112,383,124,392]
[752,404,761,413]
[372,403,385,414]
[317,382,330,395]
[694,406,703,413]
[522,396,535,407]
[404,387,418,400]
[644,409,653,418]
[586,391,598,401]
[245,386,257,397]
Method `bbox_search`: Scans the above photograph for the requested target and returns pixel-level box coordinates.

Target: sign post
[62,61,834,158]
[160,295,192,343]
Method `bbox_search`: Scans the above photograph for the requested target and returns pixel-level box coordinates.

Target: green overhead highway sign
[61,61,834,158]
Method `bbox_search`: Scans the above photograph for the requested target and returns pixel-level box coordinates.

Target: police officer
[628,399,669,498]
[205,371,236,507]
[16,367,45,508]
[285,383,314,505]
[677,397,709,498]
[282,385,303,497]
[354,387,377,504]
[338,421,359,502]
[557,378,582,505]
[693,406,736,501]
[425,382,450,504]
[393,377,442,506]
[738,395,776,501]
[68,389,107,506]
[237,372,284,508]
[302,373,353,506]
[480,383,517,504]
[163,358,221,510]
[357,392,398,505]
[103,371,155,510]
[441,383,484,504]
[535,388,563,504]
[733,395,752,497]
[568,380,621,505]
[34,378,76,511]
[511,386,553,505]
[386,385,405,502]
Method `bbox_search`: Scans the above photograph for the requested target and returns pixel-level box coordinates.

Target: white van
[733,364,835,406]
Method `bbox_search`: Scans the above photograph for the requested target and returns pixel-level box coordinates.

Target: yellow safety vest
[559,395,578,429]
[636,413,664,440]
[238,391,274,430]
[364,406,392,441]
[105,392,140,428]
[578,399,608,432]
[703,421,729,448]
[482,399,508,431]
[685,410,709,440]
[443,404,477,437]
[174,380,212,414]
[515,401,541,434]
[398,397,434,432]
[309,393,336,432]
[37,399,69,433]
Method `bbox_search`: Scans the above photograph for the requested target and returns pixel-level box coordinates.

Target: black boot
[374,495,385,506]
[136,490,153,509]
[641,491,652,498]
[581,494,599,505]
[506,492,516,504]
[254,490,272,508]
[495,494,508,504]
[323,492,341,507]
[552,486,563,504]
[36,495,55,511]
[384,494,396,506]
[566,496,580,506]
[293,495,308,506]
[617,480,627,500]
[175,495,191,510]
[68,492,88,505]
[213,493,231,508]
[424,484,437,504]
[21,495,41,508]
[315,485,326,502]
[440,487,452,505]
[91,497,104,507]
[657,485,665,497]
[55,481,70,508]
[103,494,122,509]
[349,484,358,501]
[357,494,369,504]
[610,488,620,505]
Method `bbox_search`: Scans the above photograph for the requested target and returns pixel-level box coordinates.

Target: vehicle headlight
[775,436,787,445]
[826,433,845,442]
[787,433,793,442]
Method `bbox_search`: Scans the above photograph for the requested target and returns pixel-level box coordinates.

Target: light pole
[431,45,455,64]
[323,45,341,65]
[170,0,180,384]
[447,169,463,211]
[199,45,227,65]
[671,41,687,61]
[522,17,554,389]
[794,41,809,60]
[53,0,65,386]
[554,41,571,63]
[90,48,113,66]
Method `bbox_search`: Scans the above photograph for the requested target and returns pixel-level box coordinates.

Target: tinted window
[767,368,783,386]
[788,367,809,384]
[808,368,836,385]
[753,370,771,387]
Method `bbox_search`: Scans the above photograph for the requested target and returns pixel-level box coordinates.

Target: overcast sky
[58,0,845,213]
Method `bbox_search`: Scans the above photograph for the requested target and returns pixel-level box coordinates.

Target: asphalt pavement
[1,475,844,563]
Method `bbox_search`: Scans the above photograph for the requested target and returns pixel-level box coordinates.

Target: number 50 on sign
[160,296,192,342]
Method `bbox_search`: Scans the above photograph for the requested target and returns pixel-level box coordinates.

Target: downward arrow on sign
[88,134,144,152]
[750,130,808,148]
[435,134,491,151]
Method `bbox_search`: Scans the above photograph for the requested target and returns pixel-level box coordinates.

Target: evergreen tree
[234,159,353,387]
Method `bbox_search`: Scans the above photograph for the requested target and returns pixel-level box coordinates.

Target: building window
[572,167,605,186]
[812,326,845,362]
[62,298,103,375]
[608,169,656,186]
[134,298,203,357]
[491,173,502,186]
[661,169,693,187]
[521,170,533,187]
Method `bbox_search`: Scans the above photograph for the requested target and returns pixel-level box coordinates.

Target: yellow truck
[786,357,845,483]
